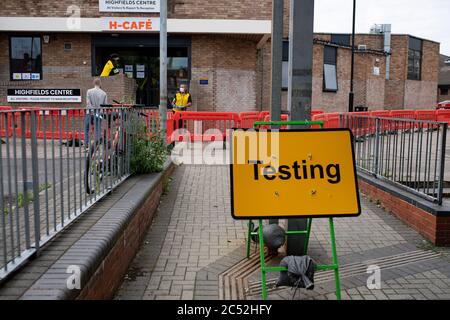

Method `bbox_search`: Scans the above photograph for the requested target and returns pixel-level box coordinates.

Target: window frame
[323,45,338,92]
[407,37,422,81]
[9,35,43,81]
[330,34,351,47]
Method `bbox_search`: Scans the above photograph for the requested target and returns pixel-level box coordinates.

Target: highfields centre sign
[230,129,361,219]
[99,0,160,13]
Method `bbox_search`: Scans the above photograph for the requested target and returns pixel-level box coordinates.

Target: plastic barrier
[5,107,442,142]
[262,114,289,129]
[311,113,325,129]
[350,111,371,133]
[259,111,270,121]
[413,110,437,129]
[389,110,416,130]
[323,112,341,128]
[239,111,261,129]
[311,110,324,117]
[436,109,450,125]
[389,110,415,119]
[369,110,391,117]
[33,109,76,140]
[414,110,437,121]
[0,106,13,137]
[368,110,391,133]
[14,107,42,138]
[171,111,240,142]
[142,110,174,144]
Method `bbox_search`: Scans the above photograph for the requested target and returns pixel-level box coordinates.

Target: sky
[313,0,450,55]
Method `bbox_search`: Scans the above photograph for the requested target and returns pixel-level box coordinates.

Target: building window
[408,37,422,80]
[441,87,449,96]
[331,34,350,47]
[323,46,338,92]
[9,36,42,81]
[64,43,72,51]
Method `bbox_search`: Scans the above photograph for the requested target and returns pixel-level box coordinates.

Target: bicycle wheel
[84,141,107,194]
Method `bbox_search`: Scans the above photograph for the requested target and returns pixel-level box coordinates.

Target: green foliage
[130,124,168,175]
[4,183,52,215]
[116,96,135,105]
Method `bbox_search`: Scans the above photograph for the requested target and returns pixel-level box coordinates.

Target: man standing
[172,84,192,129]
[84,78,107,149]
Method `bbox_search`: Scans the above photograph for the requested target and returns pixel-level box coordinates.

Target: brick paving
[115,164,450,300]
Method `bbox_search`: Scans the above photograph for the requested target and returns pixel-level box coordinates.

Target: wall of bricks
[404,40,440,109]
[255,41,272,111]
[0,0,272,19]
[354,34,384,51]
[277,43,386,113]
[359,178,450,246]
[354,52,387,110]
[383,35,408,109]
[0,33,136,108]
[77,165,174,300]
[312,45,351,112]
[190,35,258,112]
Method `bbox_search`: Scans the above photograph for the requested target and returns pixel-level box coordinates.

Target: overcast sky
[313,0,450,55]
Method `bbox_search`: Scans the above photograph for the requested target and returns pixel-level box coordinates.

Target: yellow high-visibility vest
[100,60,119,77]
[173,92,191,112]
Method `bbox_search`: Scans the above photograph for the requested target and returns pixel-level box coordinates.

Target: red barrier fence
[171,111,240,142]
[437,110,450,125]
[414,110,437,121]
[1,108,448,143]
[239,111,261,129]
[0,106,13,137]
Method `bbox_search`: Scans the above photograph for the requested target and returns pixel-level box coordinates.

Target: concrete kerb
[20,160,175,300]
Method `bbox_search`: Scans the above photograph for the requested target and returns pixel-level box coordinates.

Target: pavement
[115,164,450,300]
[0,175,144,299]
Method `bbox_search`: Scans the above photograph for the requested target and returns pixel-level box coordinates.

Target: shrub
[130,124,168,174]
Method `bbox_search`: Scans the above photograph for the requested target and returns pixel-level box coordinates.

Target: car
[437,100,450,109]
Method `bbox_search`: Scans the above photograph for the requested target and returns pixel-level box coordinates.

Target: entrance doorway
[92,35,191,106]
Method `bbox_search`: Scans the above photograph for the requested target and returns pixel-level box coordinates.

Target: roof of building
[314,32,440,45]
[439,54,450,85]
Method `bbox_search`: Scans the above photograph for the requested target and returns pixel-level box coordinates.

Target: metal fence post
[437,123,448,205]
[20,113,31,249]
[374,117,381,176]
[30,111,41,253]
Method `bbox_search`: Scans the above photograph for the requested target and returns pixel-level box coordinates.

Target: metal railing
[0,106,156,281]
[341,114,448,204]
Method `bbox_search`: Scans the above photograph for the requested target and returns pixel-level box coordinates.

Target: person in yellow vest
[172,84,192,129]
[100,53,120,77]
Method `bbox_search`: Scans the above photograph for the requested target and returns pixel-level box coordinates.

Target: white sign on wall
[373,67,380,76]
[99,0,160,13]
[7,89,81,103]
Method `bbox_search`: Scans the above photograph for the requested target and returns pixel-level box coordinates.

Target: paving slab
[115,164,450,300]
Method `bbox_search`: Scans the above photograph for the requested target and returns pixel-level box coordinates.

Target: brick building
[438,54,450,103]
[0,1,440,112]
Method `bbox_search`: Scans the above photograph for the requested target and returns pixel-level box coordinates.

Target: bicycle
[84,103,148,194]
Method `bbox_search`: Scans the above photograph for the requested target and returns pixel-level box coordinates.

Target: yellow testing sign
[230,129,361,219]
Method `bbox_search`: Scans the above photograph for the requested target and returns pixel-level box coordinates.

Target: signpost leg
[258,219,268,300]
[303,218,312,254]
[246,220,253,258]
[328,218,341,300]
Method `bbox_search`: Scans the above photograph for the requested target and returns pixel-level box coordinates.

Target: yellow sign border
[229,128,361,219]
